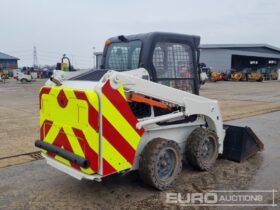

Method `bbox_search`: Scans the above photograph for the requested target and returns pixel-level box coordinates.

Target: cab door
[151,41,196,94]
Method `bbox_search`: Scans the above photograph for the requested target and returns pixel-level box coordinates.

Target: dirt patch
[0,152,42,168]
[219,100,280,121]
[0,155,35,168]
[0,97,279,210]
[0,80,279,167]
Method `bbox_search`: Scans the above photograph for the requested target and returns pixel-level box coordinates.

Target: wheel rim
[200,137,215,160]
[155,148,177,180]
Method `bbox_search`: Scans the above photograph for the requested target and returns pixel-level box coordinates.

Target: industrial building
[94,44,280,72]
[94,52,103,69]
[0,51,19,70]
[200,44,280,71]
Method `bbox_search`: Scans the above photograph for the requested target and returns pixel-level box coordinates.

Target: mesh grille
[153,42,194,79]
[152,42,194,93]
[105,41,141,71]
[153,47,165,75]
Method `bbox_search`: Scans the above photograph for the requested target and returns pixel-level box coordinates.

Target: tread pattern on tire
[139,138,182,191]
[186,127,218,171]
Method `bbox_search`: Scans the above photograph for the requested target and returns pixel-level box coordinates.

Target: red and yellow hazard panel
[40,86,99,174]
[39,80,144,176]
[101,81,144,175]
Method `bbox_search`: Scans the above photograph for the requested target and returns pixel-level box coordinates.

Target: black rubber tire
[139,138,182,191]
[21,78,28,83]
[185,127,219,171]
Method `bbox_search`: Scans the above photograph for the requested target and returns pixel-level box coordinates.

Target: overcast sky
[1,0,279,68]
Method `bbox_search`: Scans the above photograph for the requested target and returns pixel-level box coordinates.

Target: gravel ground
[0,79,279,163]
[0,112,279,210]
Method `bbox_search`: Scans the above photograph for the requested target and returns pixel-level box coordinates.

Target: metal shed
[199,44,280,71]
[0,51,19,69]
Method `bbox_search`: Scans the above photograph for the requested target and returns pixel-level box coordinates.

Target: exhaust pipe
[35,140,90,168]
[222,125,264,162]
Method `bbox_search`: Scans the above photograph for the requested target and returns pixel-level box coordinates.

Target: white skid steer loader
[35,32,263,190]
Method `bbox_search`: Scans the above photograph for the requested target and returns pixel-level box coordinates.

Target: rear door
[40,86,99,174]
[152,41,196,93]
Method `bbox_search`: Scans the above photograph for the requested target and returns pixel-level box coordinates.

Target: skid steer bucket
[222,125,264,162]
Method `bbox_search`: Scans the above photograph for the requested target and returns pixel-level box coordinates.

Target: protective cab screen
[152,42,194,93]
[105,40,142,71]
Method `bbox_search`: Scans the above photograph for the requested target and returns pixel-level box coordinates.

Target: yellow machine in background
[62,62,69,72]
[210,71,222,81]
[247,71,263,82]
[271,71,278,80]
[231,72,243,81]
[231,68,263,82]
[243,68,263,82]
[56,54,73,72]
[0,70,9,79]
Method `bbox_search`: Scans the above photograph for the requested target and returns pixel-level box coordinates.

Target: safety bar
[35,140,90,168]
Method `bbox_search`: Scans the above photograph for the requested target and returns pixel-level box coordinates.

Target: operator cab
[102,32,200,95]
[73,32,201,95]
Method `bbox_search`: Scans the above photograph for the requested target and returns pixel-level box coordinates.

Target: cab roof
[108,32,201,48]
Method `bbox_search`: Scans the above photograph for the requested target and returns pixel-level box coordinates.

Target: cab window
[105,40,142,71]
[152,42,194,92]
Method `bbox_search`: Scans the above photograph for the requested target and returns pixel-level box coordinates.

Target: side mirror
[199,63,206,68]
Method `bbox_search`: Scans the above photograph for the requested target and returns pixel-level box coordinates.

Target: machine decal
[57,89,68,108]
[101,81,144,174]
[40,86,98,174]
[39,81,144,176]
[102,81,145,136]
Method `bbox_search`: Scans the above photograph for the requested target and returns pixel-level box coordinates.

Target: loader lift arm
[102,69,225,153]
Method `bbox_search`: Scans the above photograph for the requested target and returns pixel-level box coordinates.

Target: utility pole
[93,46,96,69]
[33,46,38,68]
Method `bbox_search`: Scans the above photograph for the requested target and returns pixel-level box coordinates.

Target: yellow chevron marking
[63,127,94,174]
[83,128,99,154]
[40,85,138,175]
[102,137,131,170]
[44,123,60,144]
[102,94,140,150]
[85,91,99,110]
[63,88,76,99]
[83,128,131,171]
[48,86,60,97]
[40,87,100,174]
[40,113,44,127]
[118,84,126,99]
